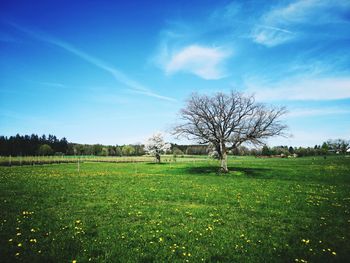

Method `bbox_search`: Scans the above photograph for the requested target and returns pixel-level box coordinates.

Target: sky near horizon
[0,0,350,147]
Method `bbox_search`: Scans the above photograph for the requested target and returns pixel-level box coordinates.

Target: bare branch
[172,91,288,171]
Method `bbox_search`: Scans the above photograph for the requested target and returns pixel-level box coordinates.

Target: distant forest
[0,134,68,156]
[0,134,348,157]
[0,134,202,157]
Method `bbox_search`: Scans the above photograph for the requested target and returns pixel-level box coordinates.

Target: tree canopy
[173,91,288,172]
[144,133,170,163]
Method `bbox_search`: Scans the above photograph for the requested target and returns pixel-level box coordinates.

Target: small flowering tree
[144,133,171,163]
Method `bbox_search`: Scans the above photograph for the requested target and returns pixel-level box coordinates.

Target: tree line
[0,134,204,157]
[0,134,348,157]
[237,140,349,157]
[0,134,68,156]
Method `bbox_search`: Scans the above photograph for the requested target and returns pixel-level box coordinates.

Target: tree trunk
[220,151,228,173]
[219,142,228,173]
[155,153,161,163]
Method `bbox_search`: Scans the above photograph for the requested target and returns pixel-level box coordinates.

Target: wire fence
[0,155,211,167]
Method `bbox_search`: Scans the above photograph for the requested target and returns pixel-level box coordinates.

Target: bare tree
[173,91,288,172]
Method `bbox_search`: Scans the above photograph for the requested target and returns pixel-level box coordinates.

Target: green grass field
[1,156,349,262]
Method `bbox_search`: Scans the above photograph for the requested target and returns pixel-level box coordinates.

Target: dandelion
[301,239,309,244]
[332,252,337,256]
[9,239,13,242]
[15,252,20,256]
[159,237,163,242]
[30,228,36,232]
[16,233,22,236]
[72,260,77,263]
[17,243,22,247]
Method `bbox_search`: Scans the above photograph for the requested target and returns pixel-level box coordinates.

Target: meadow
[0,156,349,262]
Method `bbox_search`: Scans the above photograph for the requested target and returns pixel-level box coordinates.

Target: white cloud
[164,45,231,80]
[245,77,350,101]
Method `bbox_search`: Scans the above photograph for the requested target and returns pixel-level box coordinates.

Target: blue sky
[0,0,349,146]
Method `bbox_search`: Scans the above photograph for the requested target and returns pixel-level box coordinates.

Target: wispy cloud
[8,22,176,102]
[0,109,62,127]
[37,81,65,88]
[245,77,350,101]
[251,0,350,46]
[0,32,18,43]
[267,129,349,147]
[251,25,295,47]
[163,45,231,80]
[263,0,350,25]
[287,107,350,118]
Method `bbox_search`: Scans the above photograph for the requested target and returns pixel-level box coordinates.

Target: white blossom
[144,133,170,162]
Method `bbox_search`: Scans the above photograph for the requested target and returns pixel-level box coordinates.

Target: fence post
[77,157,80,173]
[9,155,11,167]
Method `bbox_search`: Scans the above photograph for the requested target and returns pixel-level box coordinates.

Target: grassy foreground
[0,156,349,262]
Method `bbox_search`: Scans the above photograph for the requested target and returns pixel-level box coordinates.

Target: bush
[38,144,54,156]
